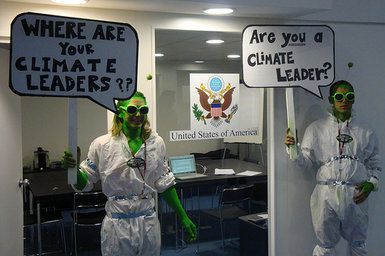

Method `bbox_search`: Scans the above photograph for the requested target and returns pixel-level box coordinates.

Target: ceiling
[155,29,242,63]
[1,0,333,61]
[2,0,332,18]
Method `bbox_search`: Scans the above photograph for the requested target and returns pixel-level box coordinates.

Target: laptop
[169,155,207,180]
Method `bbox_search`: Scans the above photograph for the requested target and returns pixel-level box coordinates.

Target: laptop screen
[169,155,196,175]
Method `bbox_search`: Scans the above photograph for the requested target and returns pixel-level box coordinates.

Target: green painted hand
[353,181,374,204]
[161,186,197,242]
[181,216,197,242]
[62,150,76,168]
[61,149,87,190]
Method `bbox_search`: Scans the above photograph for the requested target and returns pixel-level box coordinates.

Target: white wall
[21,97,107,168]
[0,47,23,255]
[1,1,385,255]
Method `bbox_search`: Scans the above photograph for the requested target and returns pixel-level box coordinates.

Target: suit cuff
[369,176,379,191]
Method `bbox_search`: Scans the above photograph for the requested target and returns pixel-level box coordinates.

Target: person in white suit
[285,80,381,256]
[64,91,196,256]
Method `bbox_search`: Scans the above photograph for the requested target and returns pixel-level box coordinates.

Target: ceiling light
[194,60,205,63]
[204,8,234,15]
[206,39,224,44]
[227,54,240,59]
[155,53,164,57]
[51,0,89,4]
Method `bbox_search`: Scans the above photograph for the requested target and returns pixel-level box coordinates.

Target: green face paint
[331,85,354,122]
[119,96,148,145]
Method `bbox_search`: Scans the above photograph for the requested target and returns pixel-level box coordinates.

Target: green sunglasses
[332,92,355,102]
[120,104,149,115]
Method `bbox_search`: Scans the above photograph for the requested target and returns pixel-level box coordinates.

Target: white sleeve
[153,137,175,193]
[364,131,382,190]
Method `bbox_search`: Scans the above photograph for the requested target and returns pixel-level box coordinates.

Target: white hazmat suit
[293,112,381,256]
[75,131,175,256]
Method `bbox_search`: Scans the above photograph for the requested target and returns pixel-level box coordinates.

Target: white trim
[151,26,159,218]
[151,27,157,131]
[68,98,78,184]
[267,88,275,256]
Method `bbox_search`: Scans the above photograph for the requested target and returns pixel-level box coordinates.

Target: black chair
[200,184,254,248]
[23,188,67,256]
[72,191,107,256]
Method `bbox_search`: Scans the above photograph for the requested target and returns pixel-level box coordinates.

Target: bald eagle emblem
[192,83,238,127]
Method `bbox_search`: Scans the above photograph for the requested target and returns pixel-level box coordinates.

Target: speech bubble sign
[10,12,138,112]
[242,25,334,97]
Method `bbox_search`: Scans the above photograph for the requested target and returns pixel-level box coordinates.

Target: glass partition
[155,29,266,164]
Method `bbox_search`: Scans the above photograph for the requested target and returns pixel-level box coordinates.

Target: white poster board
[224,85,264,144]
[285,88,297,159]
[242,25,334,97]
[10,12,138,112]
[10,12,139,183]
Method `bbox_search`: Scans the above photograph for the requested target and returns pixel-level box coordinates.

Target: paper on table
[257,213,268,219]
[236,170,262,176]
[215,168,235,175]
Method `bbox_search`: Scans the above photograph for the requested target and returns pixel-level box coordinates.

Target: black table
[23,169,102,255]
[24,169,103,204]
[174,158,267,209]
[239,213,268,256]
[24,159,266,202]
[178,158,267,186]
[25,169,75,205]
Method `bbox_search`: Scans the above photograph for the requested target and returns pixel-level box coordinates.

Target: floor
[74,240,240,256]
[161,238,240,256]
[25,210,239,256]
[24,220,241,256]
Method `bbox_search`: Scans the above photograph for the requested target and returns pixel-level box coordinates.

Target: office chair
[72,191,107,255]
[23,188,67,256]
[201,184,254,248]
